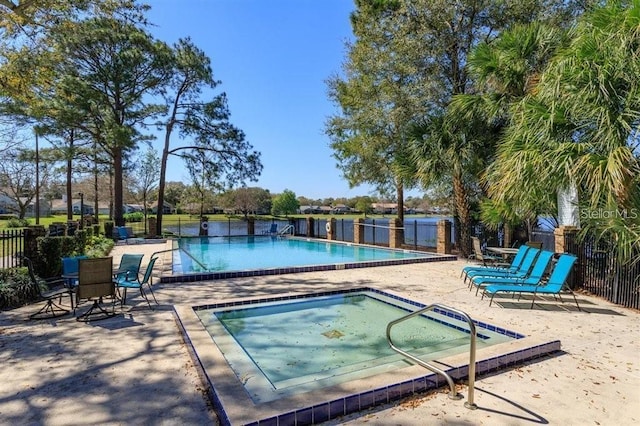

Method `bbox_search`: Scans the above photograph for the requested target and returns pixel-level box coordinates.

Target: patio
[0,242,637,425]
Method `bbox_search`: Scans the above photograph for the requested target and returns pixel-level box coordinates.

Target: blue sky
[146,0,386,200]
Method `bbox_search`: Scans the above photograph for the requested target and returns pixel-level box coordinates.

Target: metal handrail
[386,303,477,409]
[278,224,295,235]
[151,247,208,271]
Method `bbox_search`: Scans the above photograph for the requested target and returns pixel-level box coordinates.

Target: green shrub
[7,218,30,228]
[37,236,82,278]
[123,212,144,223]
[36,233,114,276]
[0,267,39,309]
[84,235,114,258]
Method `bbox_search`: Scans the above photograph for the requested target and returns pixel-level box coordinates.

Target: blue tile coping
[174,287,561,426]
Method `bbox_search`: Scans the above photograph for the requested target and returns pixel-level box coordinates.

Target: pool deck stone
[1,242,638,425]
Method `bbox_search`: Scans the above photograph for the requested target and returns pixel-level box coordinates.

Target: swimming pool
[165,236,456,282]
[175,288,561,425]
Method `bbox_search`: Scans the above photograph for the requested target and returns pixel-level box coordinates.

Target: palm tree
[492,1,640,262]
[450,23,567,236]
[407,113,494,257]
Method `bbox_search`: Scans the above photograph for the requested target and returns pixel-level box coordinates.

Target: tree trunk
[156,126,172,236]
[453,170,471,258]
[66,130,74,220]
[93,140,99,224]
[396,181,404,241]
[113,146,124,226]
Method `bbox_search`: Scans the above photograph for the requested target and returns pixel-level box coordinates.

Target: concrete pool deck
[1,242,638,425]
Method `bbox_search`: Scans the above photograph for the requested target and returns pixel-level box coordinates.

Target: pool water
[195,290,516,403]
[173,236,439,275]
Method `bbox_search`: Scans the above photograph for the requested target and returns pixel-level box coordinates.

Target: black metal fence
[0,229,25,269]
[530,229,556,251]
[564,232,639,310]
[121,216,449,251]
[289,217,443,250]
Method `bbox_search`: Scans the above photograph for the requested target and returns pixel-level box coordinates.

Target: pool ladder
[386,304,477,409]
[278,224,295,235]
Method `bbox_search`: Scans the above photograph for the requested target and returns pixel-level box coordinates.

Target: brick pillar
[147,217,157,237]
[199,217,209,236]
[306,217,315,237]
[554,226,579,254]
[389,217,403,248]
[326,218,336,240]
[247,217,255,235]
[354,218,365,244]
[437,219,452,254]
[554,225,580,289]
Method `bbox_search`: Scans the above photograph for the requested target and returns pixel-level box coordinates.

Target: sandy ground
[0,242,638,425]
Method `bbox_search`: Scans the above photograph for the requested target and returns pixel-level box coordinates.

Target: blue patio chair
[465,247,540,288]
[62,255,88,286]
[117,226,129,240]
[114,253,144,282]
[461,244,530,283]
[116,257,159,308]
[263,223,278,235]
[470,250,554,295]
[482,254,580,310]
[62,255,88,307]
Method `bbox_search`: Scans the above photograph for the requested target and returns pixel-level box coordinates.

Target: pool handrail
[151,247,209,272]
[278,224,295,235]
[386,303,477,409]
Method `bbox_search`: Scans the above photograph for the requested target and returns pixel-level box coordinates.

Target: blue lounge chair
[461,244,530,283]
[117,226,129,240]
[483,254,580,310]
[117,226,145,244]
[466,247,540,287]
[470,250,554,295]
[116,257,159,308]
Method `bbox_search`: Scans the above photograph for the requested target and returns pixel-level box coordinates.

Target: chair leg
[138,287,153,309]
[145,284,158,304]
[76,299,115,322]
[571,291,582,311]
[30,299,69,320]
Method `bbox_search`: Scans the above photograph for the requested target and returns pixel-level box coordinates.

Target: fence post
[554,226,578,254]
[327,218,336,240]
[554,226,580,288]
[247,217,255,235]
[147,217,157,237]
[199,216,209,236]
[306,217,315,237]
[437,220,452,254]
[389,217,403,248]
[354,218,365,244]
